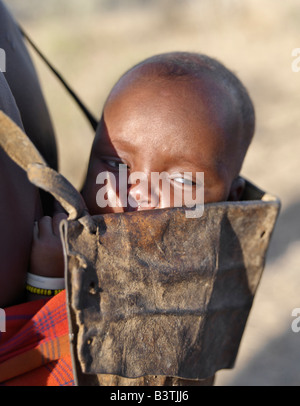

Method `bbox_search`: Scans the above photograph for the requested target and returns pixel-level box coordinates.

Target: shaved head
[106,51,255,176]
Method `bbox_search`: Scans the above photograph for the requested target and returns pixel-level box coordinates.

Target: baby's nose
[126,172,159,211]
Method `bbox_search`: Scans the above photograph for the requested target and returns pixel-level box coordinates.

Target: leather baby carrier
[0,112,280,385]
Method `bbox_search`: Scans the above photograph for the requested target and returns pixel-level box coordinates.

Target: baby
[29,51,255,292]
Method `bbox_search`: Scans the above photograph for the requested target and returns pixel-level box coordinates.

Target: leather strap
[0,111,95,231]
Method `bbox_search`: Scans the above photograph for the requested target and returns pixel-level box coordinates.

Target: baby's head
[82,52,255,214]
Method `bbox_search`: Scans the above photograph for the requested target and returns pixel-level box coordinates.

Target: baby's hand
[30,213,67,278]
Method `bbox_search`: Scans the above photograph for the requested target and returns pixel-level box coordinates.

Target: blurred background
[6,0,300,385]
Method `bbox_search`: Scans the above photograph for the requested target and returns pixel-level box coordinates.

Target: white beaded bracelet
[27,272,65,290]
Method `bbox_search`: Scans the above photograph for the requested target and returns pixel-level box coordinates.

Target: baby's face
[82,74,242,215]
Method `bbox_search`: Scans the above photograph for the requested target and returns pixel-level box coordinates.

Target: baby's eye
[172,177,196,186]
[102,158,126,170]
[106,160,120,168]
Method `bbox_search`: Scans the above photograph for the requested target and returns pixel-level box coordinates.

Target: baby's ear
[228,176,246,201]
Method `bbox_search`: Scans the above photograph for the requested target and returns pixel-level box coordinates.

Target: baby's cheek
[82,176,98,215]
[159,185,204,210]
[84,173,125,215]
[81,160,102,212]
[204,184,229,203]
